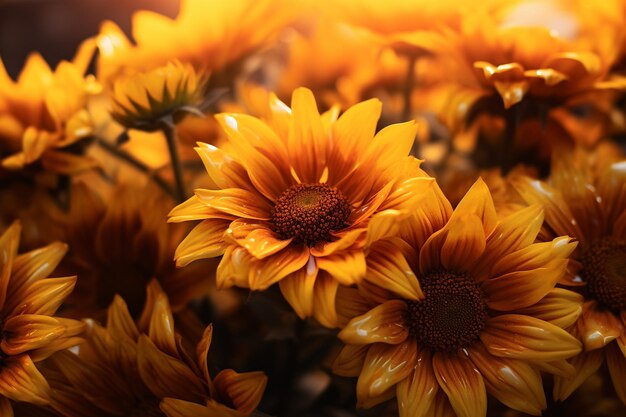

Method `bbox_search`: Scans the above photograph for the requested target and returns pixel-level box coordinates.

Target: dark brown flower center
[271,183,351,246]
[406,271,488,353]
[582,238,626,312]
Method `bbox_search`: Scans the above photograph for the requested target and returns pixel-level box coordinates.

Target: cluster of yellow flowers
[1,0,625,416]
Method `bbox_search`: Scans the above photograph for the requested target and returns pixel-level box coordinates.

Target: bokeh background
[0,0,177,77]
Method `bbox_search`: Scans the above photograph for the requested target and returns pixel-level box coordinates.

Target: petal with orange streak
[579,301,623,351]
[451,178,497,236]
[194,143,255,193]
[338,300,408,345]
[175,219,230,267]
[248,245,309,290]
[396,347,437,417]
[11,276,76,317]
[216,247,253,289]
[1,315,66,356]
[137,336,204,403]
[226,219,292,260]
[606,342,626,405]
[440,214,486,271]
[287,87,327,184]
[312,271,340,328]
[0,355,50,405]
[214,369,267,415]
[316,250,366,286]
[514,288,583,329]
[365,239,422,301]
[0,222,20,309]
[553,349,604,402]
[468,343,546,416]
[335,286,371,328]
[432,352,487,417]
[195,188,271,221]
[310,228,365,257]
[483,258,568,311]
[168,195,215,223]
[356,340,417,403]
[400,183,452,251]
[106,295,139,340]
[279,257,317,319]
[332,344,369,377]
[481,314,582,361]
[148,291,178,357]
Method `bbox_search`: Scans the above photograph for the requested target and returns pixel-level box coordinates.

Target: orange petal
[376,176,434,213]
[195,188,271,221]
[248,245,310,290]
[450,178,497,236]
[174,219,230,267]
[287,87,327,184]
[363,121,416,177]
[356,340,417,403]
[310,270,341,328]
[279,257,317,319]
[483,258,569,311]
[216,247,253,289]
[0,221,20,311]
[168,195,215,223]
[514,288,583,329]
[226,219,292,259]
[432,352,487,417]
[396,348,438,417]
[310,228,365,257]
[0,355,50,405]
[553,350,604,402]
[148,290,178,358]
[481,314,582,361]
[579,301,624,351]
[400,183,452,251]
[1,315,66,356]
[338,300,408,345]
[316,250,366,286]
[194,143,254,193]
[332,344,369,377]
[468,343,546,416]
[0,397,12,417]
[160,398,217,417]
[440,214,486,271]
[106,295,139,341]
[11,276,76,317]
[365,239,422,301]
[137,336,205,403]
[213,369,267,415]
[606,342,626,405]
[196,325,215,395]
[335,286,371,328]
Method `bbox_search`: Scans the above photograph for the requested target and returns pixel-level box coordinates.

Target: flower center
[582,238,626,312]
[271,183,351,246]
[405,271,488,353]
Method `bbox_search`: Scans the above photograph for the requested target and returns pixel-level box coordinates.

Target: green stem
[162,123,186,203]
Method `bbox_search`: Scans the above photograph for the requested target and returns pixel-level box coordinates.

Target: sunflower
[0,222,84,415]
[169,87,433,327]
[56,182,212,320]
[49,281,266,417]
[514,153,626,406]
[0,39,99,175]
[333,179,583,417]
[96,0,295,85]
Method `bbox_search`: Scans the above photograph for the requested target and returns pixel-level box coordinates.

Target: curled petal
[338,300,408,345]
[226,220,292,260]
[174,219,230,267]
[579,301,624,351]
[214,369,267,415]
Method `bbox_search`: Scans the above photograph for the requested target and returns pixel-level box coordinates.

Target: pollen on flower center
[405,271,488,353]
[271,183,351,246]
[582,238,626,312]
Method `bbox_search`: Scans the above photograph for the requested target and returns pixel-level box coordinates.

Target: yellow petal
[106,295,139,341]
[440,214,486,271]
[15,276,76,316]
[468,343,546,416]
[175,219,230,267]
[226,220,292,260]
[312,270,340,328]
[195,188,271,220]
[332,344,369,377]
[397,348,438,417]
[0,222,21,311]
[316,250,366,286]
[553,349,604,402]
[481,314,582,361]
[214,369,267,415]
[168,195,215,223]
[1,315,66,356]
[514,288,583,329]
[248,245,310,290]
[579,301,624,351]
[0,355,50,405]
[357,340,417,403]
[148,289,178,357]
[279,257,317,319]
[338,300,408,345]
[196,324,215,395]
[365,239,422,301]
[432,352,487,417]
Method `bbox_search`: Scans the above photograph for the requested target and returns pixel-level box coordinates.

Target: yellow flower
[514,153,626,406]
[0,222,84,415]
[96,0,295,84]
[169,87,434,327]
[49,281,266,417]
[333,179,583,417]
[0,40,99,174]
[110,60,205,131]
[55,182,213,319]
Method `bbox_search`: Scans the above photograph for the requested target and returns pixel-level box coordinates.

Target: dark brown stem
[162,123,187,203]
